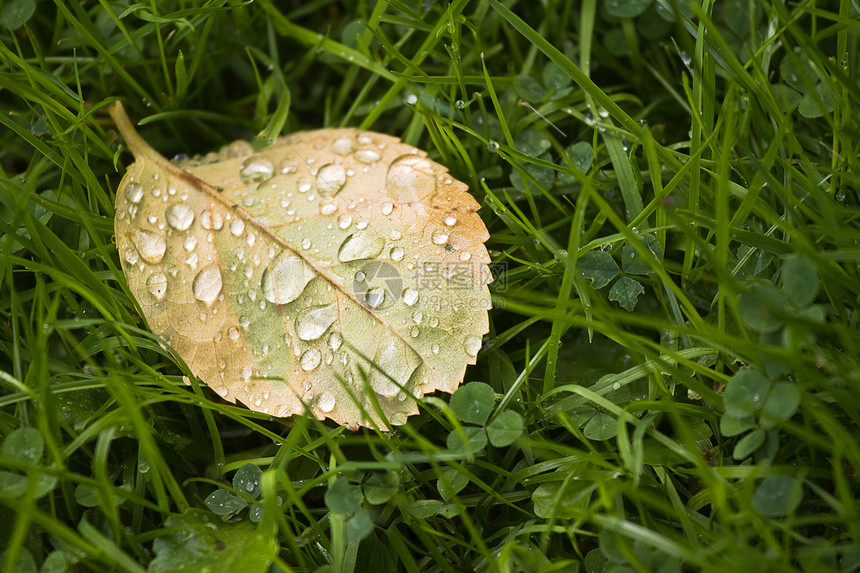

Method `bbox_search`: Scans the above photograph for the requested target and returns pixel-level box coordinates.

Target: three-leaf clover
[578,234,663,311]
[205,463,277,523]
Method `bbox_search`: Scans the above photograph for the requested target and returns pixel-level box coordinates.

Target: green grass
[2,0,860,571]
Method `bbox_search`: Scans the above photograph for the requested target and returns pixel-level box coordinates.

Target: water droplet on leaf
[366,287,385,308]
[464,335,482,357]
[338,231,385,262]
[126,183,144,204]
[166,203,194,230]
[316,164,347,194]
[193,265,223,304]
[146,272,168,300]
[261,251,316,304]
[240,157,274,183]
[295,304,338,341]
[318,391,336,412]
[300,349,322,371]
[134,231,166,263]
[402,287,419,306]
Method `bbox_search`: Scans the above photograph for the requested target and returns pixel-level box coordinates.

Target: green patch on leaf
[579,250,619,289]
[487,410,524,447]
[406,499,443,519]
[583,412,618,441]
[781,255,818,307]
[752,476,803,517]
[205,489,248,517]
[325,477,363,514]
[724,367,770,417]
[232,463,262,498]
[446,426,488,453]
[621,235,663,275]
[609,276,645,311]
[148,509,277,573]
[732,428,765,459]
[532,480,593,518]
[363,471,400,505]
[450,382,495,425]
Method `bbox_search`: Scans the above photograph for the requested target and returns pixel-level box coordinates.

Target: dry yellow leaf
[109,101,492,429]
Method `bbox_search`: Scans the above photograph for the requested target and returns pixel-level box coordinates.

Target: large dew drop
[317,391,336,412]
[295,303,338,341]
[328,331,343,351]
[354,149,381,163]
[300,349,322,371]
[431,230,449,245]
[331,137,355,155]
[192,265,223,304]
[239,157,274,183]
[165,203,194,230]
[315,164,347,195]
[134,231,166,263]
[402,287,419,306]
[386,155,436,202]
[365,287,385,309]
[369,339,418,397]
[125,182,144,204]
[146,272,168,300]
[261,251,316,304]
[230,219,245,236]
[464,335,482,357]
[199,209,223,230]
[337,231,386,262]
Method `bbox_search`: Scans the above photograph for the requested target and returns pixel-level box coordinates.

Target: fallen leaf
[109,101,492,429]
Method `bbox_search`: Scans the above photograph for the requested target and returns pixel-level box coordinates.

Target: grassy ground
[2,0,859,571]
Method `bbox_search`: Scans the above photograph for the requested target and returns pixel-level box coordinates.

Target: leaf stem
[108,100,161,162]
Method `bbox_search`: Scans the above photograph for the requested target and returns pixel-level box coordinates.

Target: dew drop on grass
[390,247,404,261]
[443,213,457,226]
